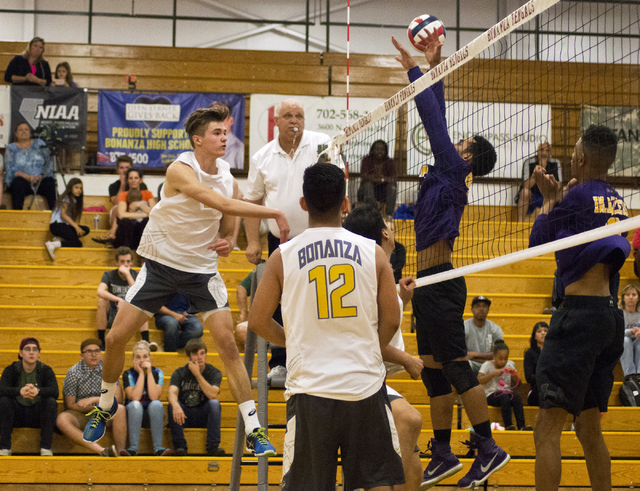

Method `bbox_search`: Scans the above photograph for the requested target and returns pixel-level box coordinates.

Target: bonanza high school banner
[98,92,244,168]
[10,86,88,151]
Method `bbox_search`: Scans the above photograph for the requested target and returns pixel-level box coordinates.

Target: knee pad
[441,360,479,395]
[421,367,452,398]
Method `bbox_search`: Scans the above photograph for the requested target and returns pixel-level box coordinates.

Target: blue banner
[97,92,245,168]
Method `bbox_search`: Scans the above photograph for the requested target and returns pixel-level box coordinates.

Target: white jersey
[137,152,234,274]
[384,295,406,377]
[280,227,385,401]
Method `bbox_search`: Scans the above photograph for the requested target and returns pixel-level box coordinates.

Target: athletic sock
[238,400,262,436]
[433,428,452,444]
[141,331,150,342]
[473,420,492,439]
[97,330,105,347]
[98,381,118,410]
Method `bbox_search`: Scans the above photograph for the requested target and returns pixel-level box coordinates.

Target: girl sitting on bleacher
[45,177,89,261]
[619,284,640,382]
[478,341,532,431]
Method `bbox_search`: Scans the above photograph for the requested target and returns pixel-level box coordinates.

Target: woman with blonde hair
[121,341,171,456]
[619,284,640,382]
[4,37,51,86]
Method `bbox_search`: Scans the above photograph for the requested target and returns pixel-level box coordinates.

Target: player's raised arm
[248,249,287,348]
[166,161,290,242]
[375,245,401,349]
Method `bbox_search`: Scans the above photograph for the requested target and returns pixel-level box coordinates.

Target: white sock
[98,381,118,409]
[238,400,261,435]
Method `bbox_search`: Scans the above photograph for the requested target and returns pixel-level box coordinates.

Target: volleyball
[407,14,446,52]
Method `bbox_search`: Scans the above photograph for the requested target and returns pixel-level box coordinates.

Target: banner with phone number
[98,91,244,168]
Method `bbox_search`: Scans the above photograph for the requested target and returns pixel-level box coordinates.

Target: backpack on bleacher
[619,378,640,406]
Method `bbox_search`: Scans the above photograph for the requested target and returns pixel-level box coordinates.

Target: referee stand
[229,262,271,491]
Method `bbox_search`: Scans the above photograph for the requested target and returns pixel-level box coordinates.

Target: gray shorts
[125,259,229,319]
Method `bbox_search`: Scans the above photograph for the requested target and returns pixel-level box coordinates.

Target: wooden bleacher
[1,204,640,489]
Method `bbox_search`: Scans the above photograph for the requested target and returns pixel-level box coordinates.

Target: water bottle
[94,214,100,230]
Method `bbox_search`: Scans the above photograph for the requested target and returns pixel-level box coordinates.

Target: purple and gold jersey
[408,67,473,252]
[529,179,630,287]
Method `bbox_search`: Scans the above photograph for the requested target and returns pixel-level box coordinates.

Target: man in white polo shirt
[243,99,330,382]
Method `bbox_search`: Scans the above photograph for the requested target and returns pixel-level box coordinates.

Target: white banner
[249,94,392,171]
[0,86,10,148]
[406,100,551,179]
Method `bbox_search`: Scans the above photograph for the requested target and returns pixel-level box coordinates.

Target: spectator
[0,338,58,456]
[244,98,330,379]
[0,153,5,209]
[619,284,640,382]
[633,229,640,279]
[56,338,126,456]
[515,142,561,222]
[155,293,204,352]
[45,178,89,261]
[4,37,51,86]
[478,341,532,431]
[168,339,224,457]
[464,296,504,374]
[4,122,56,210]
[357,140,397,217]
[217,101,244,170]
[121,341,171,456]
[523,321,548,406]
[52,61,77,88]
[113,168,155,251]
[96,246,153,350]
[93,156,147,245]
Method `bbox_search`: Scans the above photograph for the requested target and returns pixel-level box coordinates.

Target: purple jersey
[408,67,473,252]
[529,179,630,287]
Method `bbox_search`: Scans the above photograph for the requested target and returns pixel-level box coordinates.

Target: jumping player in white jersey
[249,163,405,490]
[83,104,290,456]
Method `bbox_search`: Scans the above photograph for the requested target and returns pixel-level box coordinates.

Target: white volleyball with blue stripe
[407,14,446,52]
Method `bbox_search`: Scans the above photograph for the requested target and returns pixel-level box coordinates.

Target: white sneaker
[148,341,159,352]
[45,241,56,261]
[0,449,12,456]
[40,448,53,456]
[268,365,287,387]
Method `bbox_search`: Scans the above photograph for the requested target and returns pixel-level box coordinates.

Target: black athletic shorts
[412,263,468,363]
[281,386,405,491]
[536,295,624,416]
[125,259,229,318]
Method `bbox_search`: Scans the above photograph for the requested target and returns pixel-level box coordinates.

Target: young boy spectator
[56,339,127,456]
[0,338,59,456]
[154,293,204,352]
[464,296,504,374]
[529,125,630,491]
[96,246,154,350]
[167,339,224,457]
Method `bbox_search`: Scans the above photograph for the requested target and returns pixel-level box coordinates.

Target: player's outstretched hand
[208,238,231,257]
[404,355,424,380]
[275,212,290,244]
[391,36,418,71]
[418,28,443,69]
[398,276,416,306]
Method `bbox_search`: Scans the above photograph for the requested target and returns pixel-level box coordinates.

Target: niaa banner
[98,92,245,168]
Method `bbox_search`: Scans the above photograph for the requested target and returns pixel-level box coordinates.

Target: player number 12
[308,264,357,319]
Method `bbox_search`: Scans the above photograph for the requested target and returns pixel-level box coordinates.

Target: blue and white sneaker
[246,427,277,457]
[457,433,510,489]
[420,438,463,490]
[83,398,118,443]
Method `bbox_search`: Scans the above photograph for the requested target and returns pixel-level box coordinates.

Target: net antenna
[328,0,640,288]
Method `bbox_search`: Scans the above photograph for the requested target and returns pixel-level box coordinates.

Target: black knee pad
[421,367,452,398]
[441,360,479,395]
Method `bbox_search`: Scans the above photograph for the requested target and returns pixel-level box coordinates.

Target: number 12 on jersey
[308,264,357,319]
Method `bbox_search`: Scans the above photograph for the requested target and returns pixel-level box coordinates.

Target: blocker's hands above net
[391,36,418,71]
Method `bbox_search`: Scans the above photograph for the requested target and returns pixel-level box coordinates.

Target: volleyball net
[328,0,640,287]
